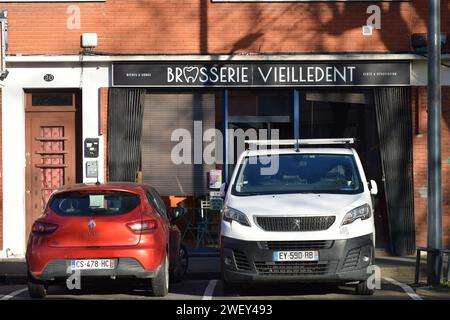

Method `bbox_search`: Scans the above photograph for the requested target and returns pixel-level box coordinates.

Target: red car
[26,182,188,298]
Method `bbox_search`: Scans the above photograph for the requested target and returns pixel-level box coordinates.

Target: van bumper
[221,234,374,284]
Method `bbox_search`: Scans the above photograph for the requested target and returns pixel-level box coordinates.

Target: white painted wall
[0,61,109,258]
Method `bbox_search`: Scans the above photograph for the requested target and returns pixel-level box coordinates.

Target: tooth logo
[183,67,199,83]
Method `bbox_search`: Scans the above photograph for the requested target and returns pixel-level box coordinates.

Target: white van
[220,138,378,295]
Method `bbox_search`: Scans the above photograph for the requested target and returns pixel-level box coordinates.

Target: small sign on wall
[43,74,54,82]
[86,161,99,178]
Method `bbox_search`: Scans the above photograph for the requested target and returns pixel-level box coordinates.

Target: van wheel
[28,281,47,299]
[355,280,374,295]
[151,255,169,297]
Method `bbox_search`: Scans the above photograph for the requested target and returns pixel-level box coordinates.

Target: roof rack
[245,138,355,147]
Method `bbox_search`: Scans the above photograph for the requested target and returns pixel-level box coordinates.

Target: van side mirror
[369,180,378,196]
[171,207,186,224]
[220,183,228,198]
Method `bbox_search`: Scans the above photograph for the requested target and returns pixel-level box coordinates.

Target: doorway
[25,90,81,239]
[226,90,294,174]
[299,90,389,249]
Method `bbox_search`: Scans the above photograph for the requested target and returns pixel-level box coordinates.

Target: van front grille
[233,250,252,271]
[256,216,336,232]
[341,248,361,271]
[260,240,333,250]
[254,261,330,276]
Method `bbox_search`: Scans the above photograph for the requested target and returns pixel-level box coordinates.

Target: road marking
[202,280,218,300]
[383,277,422,300]
[0,288,28,300]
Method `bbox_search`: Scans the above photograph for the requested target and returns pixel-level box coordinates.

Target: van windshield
[231,154,364,196]
[49,191,141,216]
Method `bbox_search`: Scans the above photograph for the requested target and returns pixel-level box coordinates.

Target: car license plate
[70,259,115,270]
[273,251,319,262]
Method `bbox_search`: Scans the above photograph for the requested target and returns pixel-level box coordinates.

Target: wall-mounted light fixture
[81,33,98,49]
[411,33,447,53]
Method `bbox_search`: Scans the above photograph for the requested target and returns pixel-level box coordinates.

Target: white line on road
[202,280,218,300]
[384,277,422,300]
[0,288,28,300]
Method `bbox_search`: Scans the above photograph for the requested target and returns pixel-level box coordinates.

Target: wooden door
[25,91,77,239]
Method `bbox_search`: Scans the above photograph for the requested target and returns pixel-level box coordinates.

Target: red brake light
[32,221,58,235]
[127,219,157,233]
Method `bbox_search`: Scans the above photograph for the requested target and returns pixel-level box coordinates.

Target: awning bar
[245,138,355,146]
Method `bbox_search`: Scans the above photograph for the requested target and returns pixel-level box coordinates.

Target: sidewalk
[0,259,27,284]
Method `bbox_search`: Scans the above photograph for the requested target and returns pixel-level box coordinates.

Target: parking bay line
[383,277,422,300]
[202,280,218,300]
[0,287,28,300]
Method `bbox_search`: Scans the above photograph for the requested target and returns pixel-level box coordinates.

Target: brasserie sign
[112,62,410,87]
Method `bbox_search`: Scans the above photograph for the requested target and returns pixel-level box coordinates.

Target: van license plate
[71,259,115,270]
[273,251,319,262]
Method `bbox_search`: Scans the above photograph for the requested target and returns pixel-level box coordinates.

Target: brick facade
[412,87,450,248]
[1,1,449,253]
[0,1,449,55]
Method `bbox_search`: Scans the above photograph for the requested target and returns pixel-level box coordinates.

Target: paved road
[0,257,447,300]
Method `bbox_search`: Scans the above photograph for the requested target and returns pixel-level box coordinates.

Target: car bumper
[27,245,164,281]
[30,258,158,282]
[221,234,374,284]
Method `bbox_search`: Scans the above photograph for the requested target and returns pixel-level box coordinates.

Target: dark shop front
[107,60,414,255]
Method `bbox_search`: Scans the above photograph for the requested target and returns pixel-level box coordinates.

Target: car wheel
[28,281,47,299]
[355,279,374,296]
[170,245,189,283]
[151,254,169,297]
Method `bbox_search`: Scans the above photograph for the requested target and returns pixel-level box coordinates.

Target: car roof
[53,182,152,195]
[244,147,356,157]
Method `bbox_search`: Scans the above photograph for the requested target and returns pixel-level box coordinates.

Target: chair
[181,202,211,248]
[201,199,222,246]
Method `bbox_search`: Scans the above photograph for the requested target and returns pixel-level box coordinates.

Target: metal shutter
[374,87,415,256]
[142,93,215,196]
[108,88,145,182]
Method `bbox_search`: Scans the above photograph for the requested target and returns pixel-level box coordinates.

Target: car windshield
[231,153,364,196]
[49,191,141,216]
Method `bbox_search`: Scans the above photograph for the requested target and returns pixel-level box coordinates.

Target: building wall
[412,86,450,248]
[1,1,449,55]
[0,88,2,251]
[0,62,109,258]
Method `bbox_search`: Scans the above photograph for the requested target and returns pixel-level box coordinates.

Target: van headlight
[222,206,251,227]
[341,204,371,226]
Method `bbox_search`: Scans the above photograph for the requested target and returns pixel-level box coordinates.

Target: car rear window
[49,191,141,216]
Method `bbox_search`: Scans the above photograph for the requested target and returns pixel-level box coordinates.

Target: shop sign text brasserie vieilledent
[112,62,410,87]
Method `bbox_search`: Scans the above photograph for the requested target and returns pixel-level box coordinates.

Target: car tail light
[127,220,157,233]
[32,221,58,235]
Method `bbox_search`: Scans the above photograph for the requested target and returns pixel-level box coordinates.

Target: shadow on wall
[192,1,437,54]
